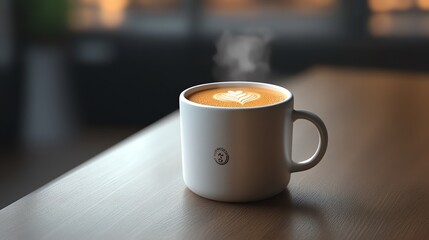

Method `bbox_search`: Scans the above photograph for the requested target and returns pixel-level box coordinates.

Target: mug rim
[180,81,293,110]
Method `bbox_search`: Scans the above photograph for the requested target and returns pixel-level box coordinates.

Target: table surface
[1,66,429,239]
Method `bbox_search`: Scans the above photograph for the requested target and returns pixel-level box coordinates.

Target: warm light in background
[70,0,129,30]
[417,0,429,10]
[368,0,429,37]
[98,0,129,28]
[369,0,413,12]
[369,0,429,12]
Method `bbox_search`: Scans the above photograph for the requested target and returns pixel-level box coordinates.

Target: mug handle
[289,110,328,172]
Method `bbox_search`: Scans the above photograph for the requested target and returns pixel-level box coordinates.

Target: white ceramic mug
[179,81,328,202]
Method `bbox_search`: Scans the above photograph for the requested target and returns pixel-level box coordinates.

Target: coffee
[187,86,287,108]
[180,82,328,202]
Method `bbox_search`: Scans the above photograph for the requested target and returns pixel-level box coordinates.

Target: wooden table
[1,66,429,239]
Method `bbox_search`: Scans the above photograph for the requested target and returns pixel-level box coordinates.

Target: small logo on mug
[214,148,229,165]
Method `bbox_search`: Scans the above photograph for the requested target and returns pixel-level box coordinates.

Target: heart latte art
[187,86,287,108]
[214,91,260,105]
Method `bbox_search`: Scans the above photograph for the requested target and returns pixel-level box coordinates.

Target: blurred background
[1,0,429,208]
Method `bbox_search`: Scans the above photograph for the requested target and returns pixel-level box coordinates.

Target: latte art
[214,91,260,105]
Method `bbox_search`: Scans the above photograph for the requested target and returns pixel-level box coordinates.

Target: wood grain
[1,66,429,239]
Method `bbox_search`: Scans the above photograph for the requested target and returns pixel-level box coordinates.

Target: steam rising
[214,30,271,81]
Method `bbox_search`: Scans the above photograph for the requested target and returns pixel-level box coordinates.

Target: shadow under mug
[179,81,328,202]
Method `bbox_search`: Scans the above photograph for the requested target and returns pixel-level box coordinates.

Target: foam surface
[188,87,287,107]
